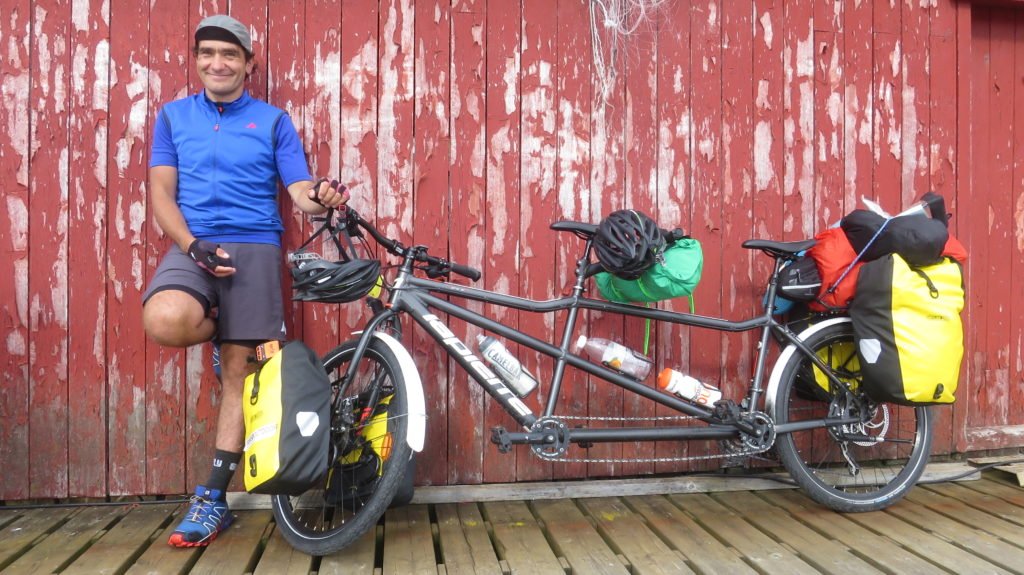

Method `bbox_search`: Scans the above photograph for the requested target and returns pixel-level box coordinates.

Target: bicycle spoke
[773,322,932,511]
[271,339,412,555]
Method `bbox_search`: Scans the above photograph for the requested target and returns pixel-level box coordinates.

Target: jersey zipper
[213,103,222,225]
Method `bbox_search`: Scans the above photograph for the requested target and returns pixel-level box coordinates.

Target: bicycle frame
[271,206,944,551]
[342,239,862,451]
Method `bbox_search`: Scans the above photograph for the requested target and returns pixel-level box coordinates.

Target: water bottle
[574,336,653,380]
[657,368,722,406]
[476,335,539,398]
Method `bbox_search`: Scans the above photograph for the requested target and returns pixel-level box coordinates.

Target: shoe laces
[185,495,214,523]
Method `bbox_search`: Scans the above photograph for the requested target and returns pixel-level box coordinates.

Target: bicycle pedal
[490,427,513,453]
[712,400,741,423]
[575,426,594,449]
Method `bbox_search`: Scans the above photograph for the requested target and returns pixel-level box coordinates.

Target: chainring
[529,417,571,460]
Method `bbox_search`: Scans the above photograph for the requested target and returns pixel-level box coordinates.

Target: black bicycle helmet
[594,209,666,279]
[291,257,382,303]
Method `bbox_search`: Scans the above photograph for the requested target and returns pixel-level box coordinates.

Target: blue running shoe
[168,485,234,547]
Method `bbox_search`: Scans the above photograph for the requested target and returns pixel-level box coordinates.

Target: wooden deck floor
[3,469,1024,574]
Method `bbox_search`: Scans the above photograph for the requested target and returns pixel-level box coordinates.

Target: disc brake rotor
[847,403,889,447]
[829,396,890,448]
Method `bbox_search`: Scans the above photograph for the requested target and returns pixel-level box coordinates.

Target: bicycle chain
[531,443,771,465]
[530,413,774,465]
[554,414,702,423]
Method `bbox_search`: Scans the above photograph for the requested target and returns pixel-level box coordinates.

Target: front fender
[362,331,426,452]
[763,317,852,416]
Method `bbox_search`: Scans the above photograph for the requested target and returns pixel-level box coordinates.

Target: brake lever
[424,262,450,279]
[345,217,363,238]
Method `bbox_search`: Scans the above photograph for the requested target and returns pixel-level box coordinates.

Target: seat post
[761,255,787,316]
[572,238,597,289]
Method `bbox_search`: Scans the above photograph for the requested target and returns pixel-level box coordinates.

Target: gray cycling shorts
[143,242,288,342]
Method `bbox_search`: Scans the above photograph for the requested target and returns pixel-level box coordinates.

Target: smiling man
[142,14,348,548]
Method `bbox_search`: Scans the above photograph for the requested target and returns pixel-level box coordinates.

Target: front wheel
[772,321,933,512]
[271,338,413,556]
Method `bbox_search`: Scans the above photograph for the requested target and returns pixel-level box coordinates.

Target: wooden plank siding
[959,4,1024,452]
[448,0,485,487]
[481,0,522,486]
[0,0,1023,500]
[1,0,32,502]
[651,0,692,477]
[516,0,558,485]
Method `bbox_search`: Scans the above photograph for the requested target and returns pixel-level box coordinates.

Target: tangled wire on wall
[590,0,669,107]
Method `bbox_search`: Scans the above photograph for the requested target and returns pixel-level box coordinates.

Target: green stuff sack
[242,340,331,495]
[850,254,965,405]
[597,238,703,303]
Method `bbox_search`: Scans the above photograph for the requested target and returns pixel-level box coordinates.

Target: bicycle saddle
[550,221,598,238]
[742,238,816,260]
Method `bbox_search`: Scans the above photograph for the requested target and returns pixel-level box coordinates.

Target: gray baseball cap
[195,14,252,55]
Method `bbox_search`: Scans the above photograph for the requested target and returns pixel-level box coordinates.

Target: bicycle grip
[450,262,481,282]
[308,177,330,206]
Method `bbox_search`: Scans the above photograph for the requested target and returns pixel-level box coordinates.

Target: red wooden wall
[1,0,1021,499]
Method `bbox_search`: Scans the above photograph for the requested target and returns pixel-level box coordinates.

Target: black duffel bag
[840,210,948,267]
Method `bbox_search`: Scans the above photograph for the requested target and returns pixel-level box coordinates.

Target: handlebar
[447,261,483,282]
[331,207,482,282]
[312,209,682,284]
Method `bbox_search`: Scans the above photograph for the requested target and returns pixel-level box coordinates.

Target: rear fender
[764,317,853,415]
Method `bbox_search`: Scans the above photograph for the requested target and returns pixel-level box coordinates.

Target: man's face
[195,39,253,102]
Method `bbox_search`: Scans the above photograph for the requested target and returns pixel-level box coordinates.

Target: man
[142,14,346,547]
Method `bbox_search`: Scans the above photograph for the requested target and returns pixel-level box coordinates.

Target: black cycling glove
[309,178,347,206]
[188,239,231,273]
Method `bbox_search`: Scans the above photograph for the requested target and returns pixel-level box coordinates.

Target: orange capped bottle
[657,368,722,406]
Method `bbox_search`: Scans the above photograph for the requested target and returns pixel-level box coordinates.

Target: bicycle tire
[772,321,933,512]
[271,338,413,555]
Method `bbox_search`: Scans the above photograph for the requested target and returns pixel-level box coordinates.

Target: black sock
[205,449,241,494]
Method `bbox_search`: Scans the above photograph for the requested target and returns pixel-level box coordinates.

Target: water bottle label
[483,346,520,378]
[600,349,625,370]
[695,387,723,406]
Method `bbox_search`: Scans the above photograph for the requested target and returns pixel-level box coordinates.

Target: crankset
[529,417,571,460]
[738,411,776,451]
[712,402,776,451]
[490,417,572,459]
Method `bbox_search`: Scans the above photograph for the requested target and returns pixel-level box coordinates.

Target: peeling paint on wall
[2,0,1021,496]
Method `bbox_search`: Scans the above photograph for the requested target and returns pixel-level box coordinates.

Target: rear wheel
[773,321,933,512]
[271,338,412,555]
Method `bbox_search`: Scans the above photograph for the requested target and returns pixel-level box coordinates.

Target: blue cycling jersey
[150,90,312,245]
